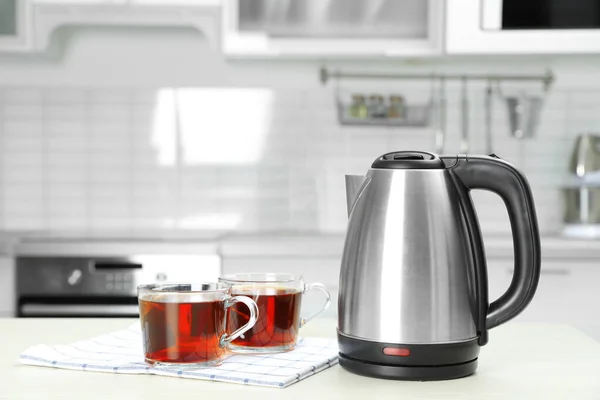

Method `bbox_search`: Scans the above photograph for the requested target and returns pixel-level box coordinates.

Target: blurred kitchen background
[0,0,599,340]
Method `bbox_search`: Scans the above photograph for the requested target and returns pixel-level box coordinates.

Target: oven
[16,243,221,318]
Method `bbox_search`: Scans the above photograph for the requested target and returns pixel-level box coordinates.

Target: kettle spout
[345,175,369,217]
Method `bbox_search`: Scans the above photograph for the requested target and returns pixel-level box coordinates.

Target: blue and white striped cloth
[19,324,339,388]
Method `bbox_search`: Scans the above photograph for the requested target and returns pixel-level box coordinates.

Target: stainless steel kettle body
[338,151,541,381]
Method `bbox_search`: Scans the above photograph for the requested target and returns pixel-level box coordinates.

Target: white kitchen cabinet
[0,0,33,52]
[222,0,443,57]
[33,0,220,5]
[488,260,600,341]
[446,0,600,54]
[33,1,127,4]
[0,256,15,318]
[3,0,220,53]
[127,0,220,4]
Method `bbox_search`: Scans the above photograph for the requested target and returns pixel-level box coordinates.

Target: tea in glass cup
[138,283,258,367]
[219,273,331,353]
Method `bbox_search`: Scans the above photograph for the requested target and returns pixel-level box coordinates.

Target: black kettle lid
[371,151,445,169]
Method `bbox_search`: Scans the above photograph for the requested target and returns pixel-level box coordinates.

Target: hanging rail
[319,67,555,90]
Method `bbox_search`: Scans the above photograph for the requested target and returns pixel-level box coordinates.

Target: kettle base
[339,353,478,381]
[337,332,480,381]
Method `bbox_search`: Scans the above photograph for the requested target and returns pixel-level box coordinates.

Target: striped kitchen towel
[19,324,339,388]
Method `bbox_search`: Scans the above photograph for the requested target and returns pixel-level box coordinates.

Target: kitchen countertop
[2,318,599,399]
[216,233,600,260]
[2,230,600,260]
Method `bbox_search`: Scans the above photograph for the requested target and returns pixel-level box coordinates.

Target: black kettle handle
[446,155,541,329]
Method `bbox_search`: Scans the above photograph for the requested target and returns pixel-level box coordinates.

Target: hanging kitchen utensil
[485,80,493,154]
[434,77,447,154]
[498,83,544,139]
[460,77,469,154]
[507,95,543,139]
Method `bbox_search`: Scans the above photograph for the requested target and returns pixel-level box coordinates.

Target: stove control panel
[17,255,221,296]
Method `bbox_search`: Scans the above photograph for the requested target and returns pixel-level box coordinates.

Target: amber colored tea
[227,288,302,348]
[139,298,226,364]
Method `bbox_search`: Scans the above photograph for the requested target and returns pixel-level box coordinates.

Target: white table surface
[1,318,599,399]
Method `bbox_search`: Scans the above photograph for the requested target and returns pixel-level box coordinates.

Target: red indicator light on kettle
[383,347,411,357]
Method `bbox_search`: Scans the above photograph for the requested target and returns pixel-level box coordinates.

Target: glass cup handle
[220,296,259,347]
[299,283,331,328]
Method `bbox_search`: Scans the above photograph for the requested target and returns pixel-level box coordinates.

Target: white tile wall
[0,85,591,235]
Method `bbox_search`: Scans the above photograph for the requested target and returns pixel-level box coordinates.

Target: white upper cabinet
[0,0,33,51]
[32,0,220,5]
[9,0,600,56]
[33,1,127,3]
[12,0,221,52]
[222,0,444,57]
[446,0,600,54]
[127,0,220,4]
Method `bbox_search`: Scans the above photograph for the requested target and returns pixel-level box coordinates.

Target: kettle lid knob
[371,151,444,170]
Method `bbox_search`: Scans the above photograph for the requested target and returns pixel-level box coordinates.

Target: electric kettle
[338,151,540,381]
[568,133,600,177]
[561,133,600,238]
